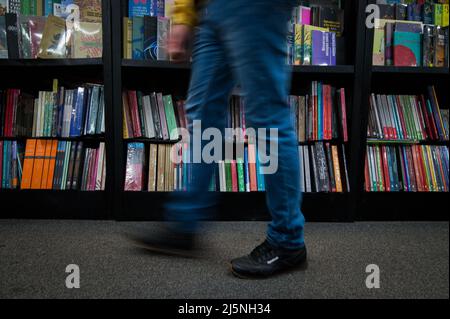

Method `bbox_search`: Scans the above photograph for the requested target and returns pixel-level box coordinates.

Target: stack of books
[122,91,186,141]
[0,81,106,138]
[368,86,449,141]
[123,0,173,60]
[288,0,344,65]
[0,0,103,59]
[0,138,106,190]
[372,0,449,67]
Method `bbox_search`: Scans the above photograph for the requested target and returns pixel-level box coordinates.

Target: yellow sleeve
[171,0,198,27]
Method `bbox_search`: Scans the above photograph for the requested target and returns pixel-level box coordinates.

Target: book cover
[124,142,144,191]
[123,17,132,58]
[147,143,157,191]
[302,25,328,65]
[150,92,162,139]
[132,16,144,60]
[38,15,67,58]
[163,95,178,140]
[20,139,37,189]
[72,22,102,58]
[393,31,421,67]
[0,15,7,58]
[129,0,151,17]
[423,2,434,24]
[156,144,165,191]
[395,3,408,20]
[5,13,19,59]
[30,139,47,189]
[434,26,446,67]
[143,15,157,60]
[373,27,385,66]
[157,16,168,60]
[28,16,46,59]
[156,92,169,140]
[318,7,344,37]
[71,141,84,189]
[73,0,102,23]
[434,3,443,26]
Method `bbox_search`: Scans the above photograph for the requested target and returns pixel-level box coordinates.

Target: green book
[225,160,232,192]
[136,91,146,137]
[236,158,245,192]
[163,95,178,140]
[434,4,443,26]
[61,141,71,190]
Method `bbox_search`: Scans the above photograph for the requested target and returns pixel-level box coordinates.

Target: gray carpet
[0,220,448,299]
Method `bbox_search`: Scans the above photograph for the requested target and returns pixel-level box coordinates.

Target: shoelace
[250,240,277,263]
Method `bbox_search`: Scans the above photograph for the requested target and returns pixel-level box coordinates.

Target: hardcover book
[393,31,421,67]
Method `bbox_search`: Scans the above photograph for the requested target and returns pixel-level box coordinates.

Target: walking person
[133,0,307,278]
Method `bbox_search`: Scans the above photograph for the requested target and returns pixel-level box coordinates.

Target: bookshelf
[0,0,114,219]
[352,0,450,221]
[0,0,448,222]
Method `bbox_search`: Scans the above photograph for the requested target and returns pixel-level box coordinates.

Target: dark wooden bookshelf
[0,0,114,220]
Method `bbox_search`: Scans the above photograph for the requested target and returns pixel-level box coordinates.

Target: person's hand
[167,24,193,63]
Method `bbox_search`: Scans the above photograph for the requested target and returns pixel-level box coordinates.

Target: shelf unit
[110,0,365,222]
[0,0,448,222]
[352,0,450,221]
[0,0,113,220]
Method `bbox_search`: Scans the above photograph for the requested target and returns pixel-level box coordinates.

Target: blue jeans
[165,0,305,249]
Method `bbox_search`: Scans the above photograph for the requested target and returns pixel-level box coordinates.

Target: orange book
[331,145,343,193]
[46,140,58,190]
[21,139,37,189]
[248,144,257,192]
[40,140,52,189]
[30,139,48,189]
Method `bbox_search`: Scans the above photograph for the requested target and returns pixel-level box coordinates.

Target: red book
[248,144,257,192]
[410,146,422,192]
[0,141,3,189]
[364,153,371,192]
[127,91,142,137]
[421,94,438,140]
[325,85,332,140]
[339,89,348,142]
[231,160,238,192]
[381,146,391,192]
[395,96,408,140]
[418,96,432,139]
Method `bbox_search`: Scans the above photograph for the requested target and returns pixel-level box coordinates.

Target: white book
[62,90,71,137]
[218,161,225,192]
[61,141,71,191]
[299,146,305,192]
[304,145,311,193]
[95,142,105,190]
[32,99,39,137]
[143,95,156,138]
[36,91,43,137]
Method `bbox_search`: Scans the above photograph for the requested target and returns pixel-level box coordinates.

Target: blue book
[45,0,53,16]
[255,146,265,192]
[132,16,144,60]
[129,0,152,17]
[318,82,323,140]
[244,145,250,192]
[4,141,10,189]
[70,88,85,137]
[2,142,6,188]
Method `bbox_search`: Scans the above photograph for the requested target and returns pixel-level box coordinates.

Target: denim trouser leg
[165,0,305,249]
[164,15,235,234]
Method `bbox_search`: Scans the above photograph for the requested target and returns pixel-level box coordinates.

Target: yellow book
[38,15,67,59]
[72,22,103,58]
[147,144,158,192]
[332,145,343,193]
[123,17,133,59]
[443,5,449,27]
[425,146,438,192]
[157,144,166,192]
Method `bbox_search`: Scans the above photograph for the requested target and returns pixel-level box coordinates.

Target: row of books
[365,144,449,192]
[288,1,344,65]
[124,0,173,60]
[125,142,180,192]
[0,138,106,190]
[123,91,185,141]
[372,19,449,67]
[299,142,350,193]
[376,0,449,27]
[0,12,102,59]
[229,83,348,143]
[0,82,105,138]
[367,87,449,141]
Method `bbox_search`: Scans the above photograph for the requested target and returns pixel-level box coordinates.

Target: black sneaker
[125,227,199,258]
[231,240,307,278]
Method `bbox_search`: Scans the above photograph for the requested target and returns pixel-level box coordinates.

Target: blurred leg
[164,13,235,234]
[213,0,305,249]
